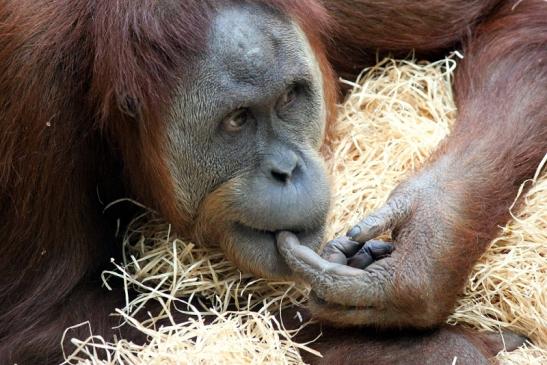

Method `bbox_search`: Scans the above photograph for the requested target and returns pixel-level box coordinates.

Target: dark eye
[221,108,248,133]
[278,84,298,108]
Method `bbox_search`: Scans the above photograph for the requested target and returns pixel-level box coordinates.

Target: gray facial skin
[166,4,330,279]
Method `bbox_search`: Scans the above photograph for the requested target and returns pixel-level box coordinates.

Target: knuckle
[387,195,408,212]
[361,214,382,231]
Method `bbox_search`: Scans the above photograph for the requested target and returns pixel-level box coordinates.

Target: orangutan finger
[321,236,362,264]
[276,231,363,281]
[348,240,394,269]
[347,197,411,243]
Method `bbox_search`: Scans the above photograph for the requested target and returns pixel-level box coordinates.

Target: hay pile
[64,57,546,364]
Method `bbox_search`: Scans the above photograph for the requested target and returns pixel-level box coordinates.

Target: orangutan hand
[277,168,473,328]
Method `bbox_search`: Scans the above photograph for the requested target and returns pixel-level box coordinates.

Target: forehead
[170,4,321,128]
[207,4,309,85]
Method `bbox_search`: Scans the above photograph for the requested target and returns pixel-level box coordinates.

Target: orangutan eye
[278,84,299,108]
[221,108,249,133]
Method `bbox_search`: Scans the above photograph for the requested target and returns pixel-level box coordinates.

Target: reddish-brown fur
[1,0,545,364]
[322,0,502,77]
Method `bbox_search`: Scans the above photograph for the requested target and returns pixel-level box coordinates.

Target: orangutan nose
[264,148,300,184]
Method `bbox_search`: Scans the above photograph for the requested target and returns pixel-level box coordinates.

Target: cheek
[302,92,327,149]
[299,63,328,149]
[296,27,328,149]
[191,179,239,245]
[312,98,327,148]
[165,124,257,217]
[165,137,207,215]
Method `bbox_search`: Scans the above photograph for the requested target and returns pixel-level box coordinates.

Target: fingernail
[347,226,361,238]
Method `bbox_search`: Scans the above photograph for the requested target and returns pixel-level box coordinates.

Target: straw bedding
[63,57,546,364]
